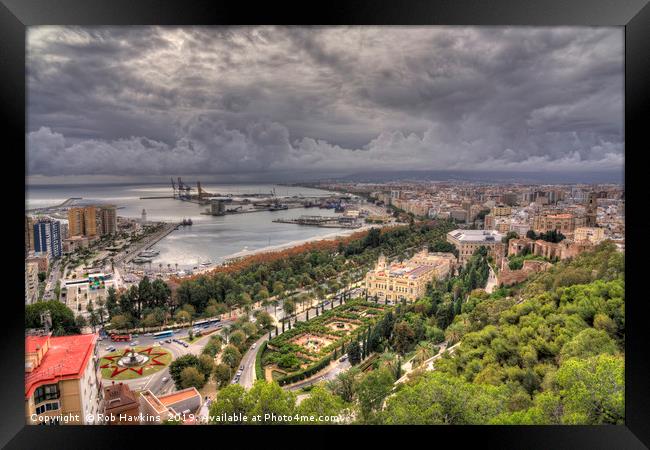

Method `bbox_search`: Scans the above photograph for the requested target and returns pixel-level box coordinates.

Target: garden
[261,299,389,385]
[99,345,172,380]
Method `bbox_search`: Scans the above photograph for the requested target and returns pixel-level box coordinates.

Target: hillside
[382,242,624,425]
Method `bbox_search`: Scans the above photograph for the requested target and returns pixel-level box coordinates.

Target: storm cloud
[26,26,624,180]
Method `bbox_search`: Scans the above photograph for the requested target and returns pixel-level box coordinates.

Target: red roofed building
[25,332,100,425]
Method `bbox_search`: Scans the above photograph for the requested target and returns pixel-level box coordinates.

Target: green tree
[213,363,232,388]
[347,341,361,366]
[169,354,201,389]
[356,368,395,423]
[297,385,346,422]
[383,371,508,425]
[556,354,624,424]
[198,354,215,378]
[25,301,79,335]
[559,328,618,363]
[209,384,249,424]
[246,380,296,424]
[229,330,247,350]
[222,345,242,369]
[180,366,206,389]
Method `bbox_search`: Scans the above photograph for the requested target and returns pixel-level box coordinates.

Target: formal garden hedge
[255,341,267,381]
[262,299,391,385]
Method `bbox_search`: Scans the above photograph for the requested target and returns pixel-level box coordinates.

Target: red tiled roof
[25,333,97,398]
[26,335,49,353]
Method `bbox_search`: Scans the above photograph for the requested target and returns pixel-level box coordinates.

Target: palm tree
[413,342,435,367]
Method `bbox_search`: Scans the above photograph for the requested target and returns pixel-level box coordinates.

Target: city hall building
[365,250,456,303]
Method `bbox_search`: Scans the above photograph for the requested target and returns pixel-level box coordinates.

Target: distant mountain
[317,170,624,185]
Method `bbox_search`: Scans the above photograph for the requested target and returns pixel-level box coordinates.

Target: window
[34,384,59,404]
[35,402,59,414]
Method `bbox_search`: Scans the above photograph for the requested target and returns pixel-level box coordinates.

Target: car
[165,339,172,343]
[339,355,348,362]
[162,377,168,383]
[106,346,116,352]
[183,343,189,348]
[240,365,244,371]
[132,334,139,338]
[251,343,257,349]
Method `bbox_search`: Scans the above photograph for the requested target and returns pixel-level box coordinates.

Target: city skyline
[27,26,623,184]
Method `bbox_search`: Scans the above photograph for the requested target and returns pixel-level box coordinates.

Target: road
[395,341,461,385]
[97,320,231,395]
[484,264,498,294]
[285,358,351,391]
[42,260,62,301]
[238,334,269,388]
[235,284,366,389]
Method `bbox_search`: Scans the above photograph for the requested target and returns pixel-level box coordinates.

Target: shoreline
[187,222,395,276]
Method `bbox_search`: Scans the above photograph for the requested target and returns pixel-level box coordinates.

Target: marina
[26,183,364,270]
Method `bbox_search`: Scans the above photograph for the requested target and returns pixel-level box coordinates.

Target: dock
[273,215,362,229]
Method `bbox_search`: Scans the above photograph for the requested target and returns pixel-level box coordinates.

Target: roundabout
[99,346,172,380]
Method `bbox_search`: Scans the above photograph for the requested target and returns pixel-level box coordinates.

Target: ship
[269,203,289,211]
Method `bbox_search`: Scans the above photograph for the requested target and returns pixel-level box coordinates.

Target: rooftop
[25,333,97,398]
[104,382,138,411]
[158,387,202,408]
[448,229,504,242]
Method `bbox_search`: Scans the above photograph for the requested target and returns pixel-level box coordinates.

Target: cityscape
[25,26,624,426]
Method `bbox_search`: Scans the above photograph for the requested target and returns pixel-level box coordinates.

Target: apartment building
[25,333,100,425]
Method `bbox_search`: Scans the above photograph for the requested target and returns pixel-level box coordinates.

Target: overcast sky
[26,26,624,183]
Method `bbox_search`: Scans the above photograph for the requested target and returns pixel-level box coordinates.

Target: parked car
[162,377,168,383]
[165,339,172,343]
[339,355,348,362]
[251,343,257,349]
[183,343,189,348]
[240,365,244,371]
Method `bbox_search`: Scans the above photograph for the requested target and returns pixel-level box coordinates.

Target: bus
[110,333,131,342]
[194,318,221,328]
[153,330,174,340]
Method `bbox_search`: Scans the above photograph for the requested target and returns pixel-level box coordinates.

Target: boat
[200,261,212,267]
[132,256,152,264]
[269,203,288,211]
[138,250,160,258]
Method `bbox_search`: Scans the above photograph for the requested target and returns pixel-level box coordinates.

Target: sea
[26,183,354,269]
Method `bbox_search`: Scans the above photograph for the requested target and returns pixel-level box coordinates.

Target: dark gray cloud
[26,26,623,180]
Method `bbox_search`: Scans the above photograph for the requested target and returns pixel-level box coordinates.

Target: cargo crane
[176,177,192,200]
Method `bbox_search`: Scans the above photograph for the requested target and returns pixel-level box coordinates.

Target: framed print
[2,0,649,448]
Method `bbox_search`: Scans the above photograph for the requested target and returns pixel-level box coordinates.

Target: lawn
[99,346,172,380]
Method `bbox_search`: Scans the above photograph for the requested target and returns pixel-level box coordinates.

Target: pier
[272,215,362,229]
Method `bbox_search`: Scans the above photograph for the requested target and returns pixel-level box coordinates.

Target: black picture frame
[2,0,648,448]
